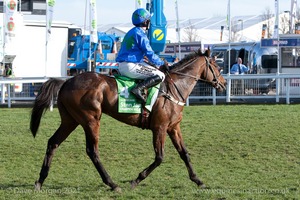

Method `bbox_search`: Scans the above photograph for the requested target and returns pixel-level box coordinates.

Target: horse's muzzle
[213,80,226,92]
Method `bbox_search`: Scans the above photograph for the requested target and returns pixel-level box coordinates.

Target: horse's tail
[30,78,65,138]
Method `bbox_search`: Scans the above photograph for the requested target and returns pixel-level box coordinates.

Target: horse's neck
[168,58,203,100]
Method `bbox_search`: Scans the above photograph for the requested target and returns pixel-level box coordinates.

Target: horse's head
[204,54,226,92]
[193,48,226,92]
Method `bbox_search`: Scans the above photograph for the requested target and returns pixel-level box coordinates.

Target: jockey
[116,8,166,104]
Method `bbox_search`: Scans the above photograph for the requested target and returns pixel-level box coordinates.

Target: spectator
[230,57,249,74]
[3,64,12,77]
[230,57,249,95]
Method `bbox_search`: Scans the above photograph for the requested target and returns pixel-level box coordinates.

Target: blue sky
[50,0,291,27]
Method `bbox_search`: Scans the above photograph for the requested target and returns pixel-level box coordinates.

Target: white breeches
[118,62,165,81]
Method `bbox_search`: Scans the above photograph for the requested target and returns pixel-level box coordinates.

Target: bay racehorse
[30,48,226,192]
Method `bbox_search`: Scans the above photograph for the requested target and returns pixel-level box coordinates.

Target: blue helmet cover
[132,8,151,26]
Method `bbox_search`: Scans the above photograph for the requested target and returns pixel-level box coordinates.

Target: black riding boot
[131,75,162,104]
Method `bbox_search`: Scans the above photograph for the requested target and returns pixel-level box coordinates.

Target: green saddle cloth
[115,75,160,113]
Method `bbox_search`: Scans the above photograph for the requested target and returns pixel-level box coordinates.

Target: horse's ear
[207,46,211,56]
[197,47,202,55]
[204,46,210,57]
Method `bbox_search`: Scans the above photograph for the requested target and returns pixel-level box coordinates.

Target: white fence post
[186,97,189,106]
[226,78,231,102]
[212,88,216,105]
[276,74,280,103]
[1,83,5,104]
[7,84,11,108]
[286,78,290,104]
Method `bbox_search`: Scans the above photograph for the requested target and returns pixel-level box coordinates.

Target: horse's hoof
[113,186,122,193]
[34,181,42,191]
[199,184,207,189]
[130,180,138,189]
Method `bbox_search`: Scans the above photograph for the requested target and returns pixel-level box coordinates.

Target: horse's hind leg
[35,115,78,190]
[84,120,120,192]
[168,124,206,188]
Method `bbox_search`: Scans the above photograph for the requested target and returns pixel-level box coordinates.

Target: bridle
[161,56,226,106]
[200,57,226,90]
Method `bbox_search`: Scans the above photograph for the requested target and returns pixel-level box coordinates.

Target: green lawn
[0,105,299,199]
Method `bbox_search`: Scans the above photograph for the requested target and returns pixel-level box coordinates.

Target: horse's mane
[171,48,210,71]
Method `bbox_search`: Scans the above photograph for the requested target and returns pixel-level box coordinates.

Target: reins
[163,58,201,102]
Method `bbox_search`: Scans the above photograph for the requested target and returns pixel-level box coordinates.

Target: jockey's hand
[143,56,149,63]
[144,59,156,67]
[159,60,170,72]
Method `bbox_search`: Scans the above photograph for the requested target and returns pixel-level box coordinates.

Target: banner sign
[261,38,300,47]
[4,0,17,44]
[90,0,98,43]
[164,44,202,54]
[46,0,55,42]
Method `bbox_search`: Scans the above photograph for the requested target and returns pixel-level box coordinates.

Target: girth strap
[160,90,185,106]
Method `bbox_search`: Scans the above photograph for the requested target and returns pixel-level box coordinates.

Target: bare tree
[261,7,273,38]
[296,6,300,22]
[230,19,241,42]
[280,12,290,34]
[293,6,300,33]
[182,20,199,42]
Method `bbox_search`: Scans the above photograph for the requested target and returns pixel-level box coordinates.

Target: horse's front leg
[168,124,206,188]
[131,129,167,189]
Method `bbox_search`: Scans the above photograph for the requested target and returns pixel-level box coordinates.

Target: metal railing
[1,74,300,108]
[0,77,68,108]
[187,73,300,105]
